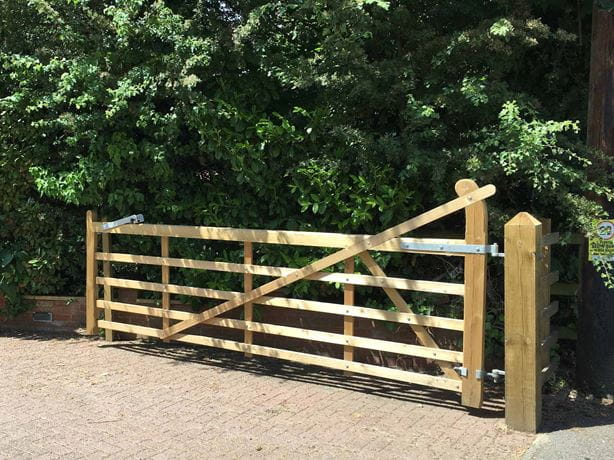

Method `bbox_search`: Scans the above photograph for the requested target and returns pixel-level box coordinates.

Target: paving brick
[0,332,534,459]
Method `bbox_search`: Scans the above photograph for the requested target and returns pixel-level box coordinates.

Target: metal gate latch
[101,214,145,231]
[476,369,505,383]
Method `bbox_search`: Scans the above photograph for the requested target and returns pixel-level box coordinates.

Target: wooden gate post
[85,210,98,335]
[504,212,543,432]
[456,179,488,408]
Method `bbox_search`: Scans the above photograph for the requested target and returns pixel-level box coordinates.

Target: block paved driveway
[0,332,534,459]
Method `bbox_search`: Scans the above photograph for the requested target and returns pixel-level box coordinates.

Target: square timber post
[504,212,543,432]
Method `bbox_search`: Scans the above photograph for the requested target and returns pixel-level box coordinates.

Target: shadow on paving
[540,390,614,433]
[1,329,506,420]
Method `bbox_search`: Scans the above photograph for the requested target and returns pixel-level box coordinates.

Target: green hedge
[1,1,611,356]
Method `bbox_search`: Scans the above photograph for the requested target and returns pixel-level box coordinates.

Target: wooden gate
[85,179,495,408]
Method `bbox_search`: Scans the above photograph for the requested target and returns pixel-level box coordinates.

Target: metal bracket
[399,242,504,257]
[454,366,468,377]
[101,214,144,231]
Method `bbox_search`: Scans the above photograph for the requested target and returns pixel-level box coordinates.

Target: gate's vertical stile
[102,225,113,342]
[244,241,253,358]
[343,257,355,374]
[456,179,488,408]
[85,210,98,335]
[161,236,170,342]
[504,212,543,433]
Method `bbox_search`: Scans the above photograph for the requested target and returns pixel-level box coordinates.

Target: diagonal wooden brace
[161,184,496,340]
[358,252,459,380]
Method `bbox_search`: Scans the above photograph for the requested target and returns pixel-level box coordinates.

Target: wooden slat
[343,257,355,373]
[97,320,462,392]
[551,282,579,297]
[542,232,560,247]
[161,236,170,342]
[541,330,559,367]
[94,221,467,255]
[456,179,487,408]
[102,230,113,342]
[244,242,253,358]
[95,252,464,295]
[96,278,465,330]
[98,300,192,320]
[541,331,558,350]
[504,212,542,433]
[541,301,559,320]
[543,271,559,286]
[207,318,464,363]
[85,210,98,335]
[97,301,462,363]
[540,360,559,385]
[358,252,459,380]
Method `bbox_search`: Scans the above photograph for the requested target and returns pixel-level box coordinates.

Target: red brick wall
[0,296,86,332]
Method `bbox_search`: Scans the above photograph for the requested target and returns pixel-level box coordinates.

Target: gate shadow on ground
[5,331,611,431]
[103,339,505,418]
[1,330,504,417]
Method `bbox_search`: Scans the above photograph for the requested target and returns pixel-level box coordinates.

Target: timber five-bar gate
[85,179,560,433]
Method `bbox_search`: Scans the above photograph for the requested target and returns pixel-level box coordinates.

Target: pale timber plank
[95,252,463,295]
[97,320,461,392]
[96,279,464,330]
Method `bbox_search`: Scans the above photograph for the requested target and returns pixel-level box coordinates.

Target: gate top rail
[93,223,470,256]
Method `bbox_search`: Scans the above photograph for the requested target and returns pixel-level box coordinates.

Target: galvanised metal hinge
[399,242,505,257]
[453,366,468,377]
[101,214,145,231]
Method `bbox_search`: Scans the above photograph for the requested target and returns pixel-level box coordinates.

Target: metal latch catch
[476,369,505,383]
[101,214,145,231]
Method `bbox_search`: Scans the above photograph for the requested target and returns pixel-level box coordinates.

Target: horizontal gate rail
[94,223,467,256]
[86,179,495,401]
[97,319,462,392]
[96,300,463,363]
[95,281,465,331]
[95,252,465,296]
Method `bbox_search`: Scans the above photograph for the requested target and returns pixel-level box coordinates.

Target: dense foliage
[1,1,612,355]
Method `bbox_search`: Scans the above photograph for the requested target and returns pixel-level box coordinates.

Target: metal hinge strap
[101,214,145,231]
[399,242,504,257]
